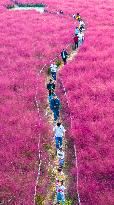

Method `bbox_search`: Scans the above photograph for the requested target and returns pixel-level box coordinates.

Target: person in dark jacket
[50,94,60,122]
[74,35,79,49]
[47,79,55,102]
[61,49,68,65]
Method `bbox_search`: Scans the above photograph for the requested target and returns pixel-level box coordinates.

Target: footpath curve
[33,9,86,205]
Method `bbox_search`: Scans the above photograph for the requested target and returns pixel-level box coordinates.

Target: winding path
[34,45,83,204]
[8,4,86,205]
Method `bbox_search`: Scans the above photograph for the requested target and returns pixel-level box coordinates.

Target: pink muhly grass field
[0,0,114,204]
[0,1,75,204]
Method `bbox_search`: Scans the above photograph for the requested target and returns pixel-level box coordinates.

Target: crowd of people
[46,13,85,204]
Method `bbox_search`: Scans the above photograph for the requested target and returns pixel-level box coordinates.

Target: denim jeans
[59,159,64,167]
[51,72,56,80]
[75,42,78,49]
[57,192,65,204]
[55,137,62,149]
[48,95,53,103]
[53,109,59,121]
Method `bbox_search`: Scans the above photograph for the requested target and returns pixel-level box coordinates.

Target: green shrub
[64,198,73,205]
[56,59,62,67]
[43,143,52,151]
[35,194,45,205]
[7,5,15,9]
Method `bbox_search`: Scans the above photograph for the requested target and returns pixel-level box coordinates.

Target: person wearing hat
[57,146,65,168]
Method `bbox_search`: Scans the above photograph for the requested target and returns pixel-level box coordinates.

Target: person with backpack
[61,49,68,65]
[47,79,55,102]
[50,62,58,80]
[53,122,65,149]
[50,94,60,122]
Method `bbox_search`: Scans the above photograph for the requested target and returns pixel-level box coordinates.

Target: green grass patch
[7,3,45,9]
[35,194,45,205]
[55,59,62,67]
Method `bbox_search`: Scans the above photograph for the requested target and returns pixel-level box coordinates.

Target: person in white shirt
[57,146,65,168]
[79,19,85,31]
[50,62,58,80]
[73,14,76,19]
[78,31,84,45]
[53,123,66,149]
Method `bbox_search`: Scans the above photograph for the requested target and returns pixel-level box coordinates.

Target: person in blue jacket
[50,94,60,122]
[75,26,80,35]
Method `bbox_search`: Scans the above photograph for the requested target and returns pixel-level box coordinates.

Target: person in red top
[74,34,79,49]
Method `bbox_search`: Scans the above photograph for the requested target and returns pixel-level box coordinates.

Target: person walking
[61,49,68,65]
[56,167,65,182]
[76,13,81,21]
[59,10,64,14]
[75,27,80,35]
[50,62,58,80]
[74,34,79,49]
[53,122,65,149]
[79,19,85,32]
[50,94,60,122]
[57,146,65,168]
[56,181,66,204]
[47,79,55,102]
[78,31,84,45]
[72,14,76,19]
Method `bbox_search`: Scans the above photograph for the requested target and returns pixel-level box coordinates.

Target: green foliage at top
[7,3,45,9]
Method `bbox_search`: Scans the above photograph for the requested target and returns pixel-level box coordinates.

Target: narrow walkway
[34,11,86,205]
[43,53,78,204]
